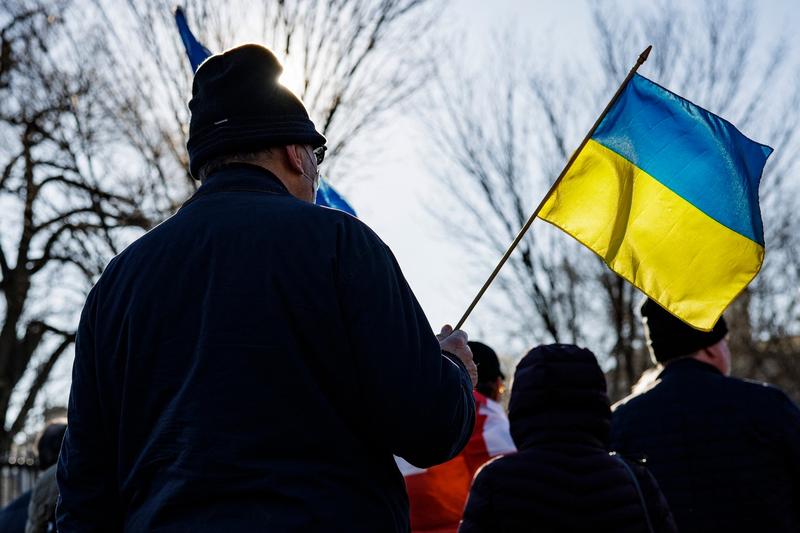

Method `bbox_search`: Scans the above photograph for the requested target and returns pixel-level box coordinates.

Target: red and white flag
[396,391,516,533]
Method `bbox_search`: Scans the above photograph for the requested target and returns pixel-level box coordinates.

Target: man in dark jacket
[56,44,477,532]
[460,344,676,533]
[612,298,800,533]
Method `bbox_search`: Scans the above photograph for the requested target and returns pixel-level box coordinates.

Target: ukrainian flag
[538,74,773,330]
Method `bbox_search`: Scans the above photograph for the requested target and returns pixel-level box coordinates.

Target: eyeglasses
[312,145,327,166]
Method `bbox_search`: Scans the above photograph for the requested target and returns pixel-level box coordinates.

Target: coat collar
[658,357,723,379]
[181,163,291,210]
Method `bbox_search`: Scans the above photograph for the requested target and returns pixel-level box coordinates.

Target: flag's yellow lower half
[538,139,764,330]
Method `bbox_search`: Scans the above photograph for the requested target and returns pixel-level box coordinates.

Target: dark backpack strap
[611,452,655,533]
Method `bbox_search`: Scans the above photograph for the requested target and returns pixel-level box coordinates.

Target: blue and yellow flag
[538,74,772,330]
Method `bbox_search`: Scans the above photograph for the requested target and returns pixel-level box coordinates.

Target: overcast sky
[344,0,800,358]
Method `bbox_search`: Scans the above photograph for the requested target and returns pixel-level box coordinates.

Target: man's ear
[709,343,725,359]
[284,145,304,174]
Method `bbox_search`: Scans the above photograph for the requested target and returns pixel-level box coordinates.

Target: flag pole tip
[639,45,653,64]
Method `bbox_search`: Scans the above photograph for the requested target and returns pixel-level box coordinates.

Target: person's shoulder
[612,385,657,416]
[724,375,797,408]
[97,210,182,273]
[319,204,380,237]
[315,203,372,232]
[316,206,395,260]
[613,366,666,412]
[77,212,187,315]
[87,237,144,295]
[472,454,507,483]
[719,376,800,444]
[474,450,532,480]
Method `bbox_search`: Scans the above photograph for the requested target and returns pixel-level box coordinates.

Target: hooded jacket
[56,164,475,532]
[460,344,676,533]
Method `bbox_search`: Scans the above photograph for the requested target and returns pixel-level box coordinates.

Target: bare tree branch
[428,1,800,400]
[8,332,74,438]
[0,0,446,451]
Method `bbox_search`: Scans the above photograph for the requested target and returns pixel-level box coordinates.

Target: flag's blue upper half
[174,7,212,72]
[173,6,356,216]
[317,180,357,216]
[593,73,772,245]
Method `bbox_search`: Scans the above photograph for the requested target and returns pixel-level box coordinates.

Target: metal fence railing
[1,456,40,507]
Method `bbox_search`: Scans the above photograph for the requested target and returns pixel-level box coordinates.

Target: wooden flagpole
[454,45,653,331]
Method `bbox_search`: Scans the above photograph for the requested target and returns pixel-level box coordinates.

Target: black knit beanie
[187,44,326,178]
[641,298,728,364]
[468,341,506,383]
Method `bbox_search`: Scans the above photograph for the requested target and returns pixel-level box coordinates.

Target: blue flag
[317,180,357,216]
[173,6,357,216]
[174,7,212,72]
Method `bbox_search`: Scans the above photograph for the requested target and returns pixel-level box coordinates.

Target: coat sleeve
[56,294,120,532]
[335,219,475,468]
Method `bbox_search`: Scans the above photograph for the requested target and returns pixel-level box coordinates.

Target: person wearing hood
[460,344,676,533]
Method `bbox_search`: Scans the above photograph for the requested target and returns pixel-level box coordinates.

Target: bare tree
[425,33,598,351]
[85,0,443,190]
[429,0,800,400]
[0,2,164,454]
[0,0,447,451]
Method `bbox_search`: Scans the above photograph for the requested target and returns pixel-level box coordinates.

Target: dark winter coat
[56,164,475,532]
[612,357,800,533]
[459,344,676,533]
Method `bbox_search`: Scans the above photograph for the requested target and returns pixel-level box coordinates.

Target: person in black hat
[469,341,506,402]
[185,44,328,188]
[56,44,477,533]
[611,298,800,533]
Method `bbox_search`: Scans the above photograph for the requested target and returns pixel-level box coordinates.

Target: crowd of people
[0,43,798,532]
[407,299,800,532]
